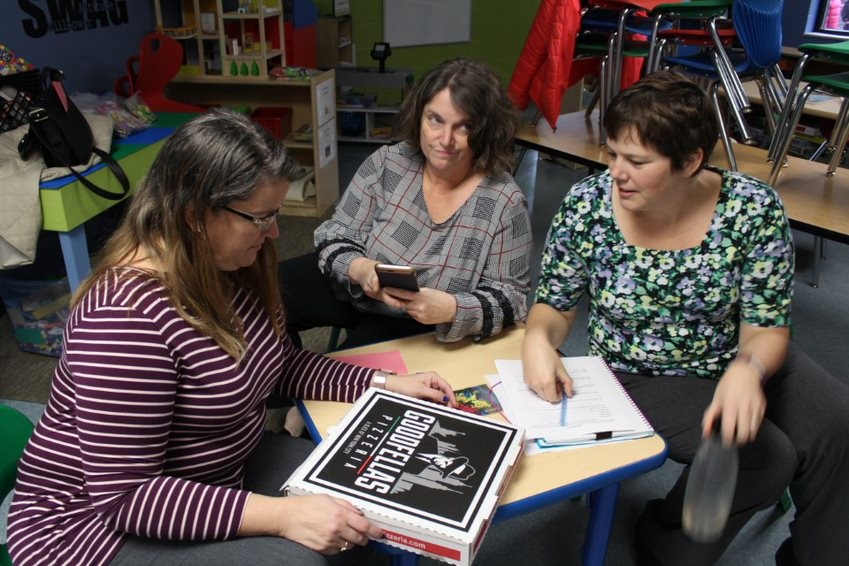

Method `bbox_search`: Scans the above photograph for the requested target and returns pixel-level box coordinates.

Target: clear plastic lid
[682,433,739,543]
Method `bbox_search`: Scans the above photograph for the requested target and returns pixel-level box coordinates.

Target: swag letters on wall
[17,0,129,38]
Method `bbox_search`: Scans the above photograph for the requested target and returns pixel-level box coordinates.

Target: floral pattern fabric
[535,168,794,379]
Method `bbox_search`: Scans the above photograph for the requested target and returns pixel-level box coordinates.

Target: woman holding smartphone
[279,58,532,349]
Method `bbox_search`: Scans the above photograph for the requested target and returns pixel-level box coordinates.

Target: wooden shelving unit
[334,67,413,144]
[167,69,339,218]
[337,105,400,143]
[317,15,353,68]
[153,0,285,79]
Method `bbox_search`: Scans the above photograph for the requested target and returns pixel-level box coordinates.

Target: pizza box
[281,388,524,565]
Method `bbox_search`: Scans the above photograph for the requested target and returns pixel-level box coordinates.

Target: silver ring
[340,541,349,552]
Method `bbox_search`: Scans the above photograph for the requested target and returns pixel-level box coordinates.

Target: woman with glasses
[7,108,456,566]
[279,57,532,349]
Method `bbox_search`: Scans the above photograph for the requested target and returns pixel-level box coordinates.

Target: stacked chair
[576,0,675,141]
[766,40,849,289]
[649,0,785,170]
[768,40,849,185]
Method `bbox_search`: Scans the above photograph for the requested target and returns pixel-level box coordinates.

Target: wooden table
[298,326,668,566]
[742,80,841,121]
[515,111,849,245]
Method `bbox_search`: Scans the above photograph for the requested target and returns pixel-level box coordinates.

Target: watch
[370,370,393,389]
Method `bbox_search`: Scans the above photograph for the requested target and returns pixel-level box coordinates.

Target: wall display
[16,1,130,38]
[383,0,471,47]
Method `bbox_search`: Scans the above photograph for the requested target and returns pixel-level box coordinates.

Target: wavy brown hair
[73,107,299,359]
[394,57,519,177]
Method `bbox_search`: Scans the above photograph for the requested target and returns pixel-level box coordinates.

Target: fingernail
[442,395,449,403]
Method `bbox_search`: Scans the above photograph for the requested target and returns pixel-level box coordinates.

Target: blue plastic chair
[656,0,786,170]
[1,404,35,566]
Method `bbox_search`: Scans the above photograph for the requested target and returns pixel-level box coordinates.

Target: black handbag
[17,68,130,201]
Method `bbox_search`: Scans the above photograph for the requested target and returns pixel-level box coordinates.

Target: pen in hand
[559,395,568,426]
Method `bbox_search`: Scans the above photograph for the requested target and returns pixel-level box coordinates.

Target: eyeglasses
[223,206,278,232]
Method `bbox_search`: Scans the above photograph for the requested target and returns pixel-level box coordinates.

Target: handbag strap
[27,110,131,201]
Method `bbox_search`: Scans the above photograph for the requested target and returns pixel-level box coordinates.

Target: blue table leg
[390,552,419,566]
[57,226,91,294]
[581,482,620,566]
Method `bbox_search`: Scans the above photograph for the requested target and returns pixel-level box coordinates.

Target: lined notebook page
[494,356,653,445]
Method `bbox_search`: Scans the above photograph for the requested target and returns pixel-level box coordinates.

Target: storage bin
[0,275,70,357]
[250,106,293,139]
[0,68,42,133]
[340,111,365,136]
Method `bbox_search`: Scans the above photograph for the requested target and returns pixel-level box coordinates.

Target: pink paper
[333,350,408,375]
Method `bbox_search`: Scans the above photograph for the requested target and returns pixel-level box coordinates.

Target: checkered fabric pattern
[315,142,532,342]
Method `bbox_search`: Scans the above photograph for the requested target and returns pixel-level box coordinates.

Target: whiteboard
[383,0,471,47]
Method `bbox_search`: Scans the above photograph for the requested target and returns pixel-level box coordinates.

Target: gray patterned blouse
[315,142,532,342]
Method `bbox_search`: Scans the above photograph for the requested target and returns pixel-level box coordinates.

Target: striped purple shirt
[7,268,373,565]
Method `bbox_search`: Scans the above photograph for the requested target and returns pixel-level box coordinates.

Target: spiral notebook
[493,356,654,447]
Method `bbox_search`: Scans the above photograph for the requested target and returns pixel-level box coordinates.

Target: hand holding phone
[374,264,420,291]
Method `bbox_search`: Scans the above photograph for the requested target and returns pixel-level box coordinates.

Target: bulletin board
[383,0,471,47]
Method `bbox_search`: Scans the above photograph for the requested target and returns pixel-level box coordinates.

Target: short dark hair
[603,71,718,171]
[394,57,519,177]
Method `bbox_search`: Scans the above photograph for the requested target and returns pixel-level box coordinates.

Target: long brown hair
[74,108,299,359]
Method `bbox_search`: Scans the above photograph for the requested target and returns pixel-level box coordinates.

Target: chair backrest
[1,404,33,565]
[0,404,34,502]
[134,33,206,113]
[733,0,783,69]
[136,33,184,99]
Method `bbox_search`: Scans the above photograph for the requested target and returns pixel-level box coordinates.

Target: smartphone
[374,264,420,291]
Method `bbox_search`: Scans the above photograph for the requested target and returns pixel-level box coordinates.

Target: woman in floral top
[522,72,849,566]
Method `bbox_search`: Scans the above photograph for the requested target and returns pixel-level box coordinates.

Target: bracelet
[735,352,767,382]
[370,369,397,389]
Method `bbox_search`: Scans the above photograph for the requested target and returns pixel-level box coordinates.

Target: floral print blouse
[535,168,794,379]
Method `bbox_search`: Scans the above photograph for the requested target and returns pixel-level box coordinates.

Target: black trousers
[278,252,433,350]
[619,344,849,566]
[112,433,372,565]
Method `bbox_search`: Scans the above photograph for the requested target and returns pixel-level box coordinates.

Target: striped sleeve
[278,330,374,402]
[69,287,249,541]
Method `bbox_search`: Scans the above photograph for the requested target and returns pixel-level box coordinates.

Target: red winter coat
[509,0,643,130]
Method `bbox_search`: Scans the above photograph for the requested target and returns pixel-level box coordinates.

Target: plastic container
[0,275,70,357]
[250,106,293,140]
[682,434,739,543]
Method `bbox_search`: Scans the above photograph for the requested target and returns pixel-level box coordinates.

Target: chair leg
[599,56,609,145]
[514,110,542,176]
[769,54,810,162]
[327,326,342,352]
[757,79,776,137]
[711,50,751,144]
[585,87,600,118]
[811,236,823,289]
[826,99,849,175]
[645,13,663,75]
[769,85,814,186]
[710,82,737,171]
